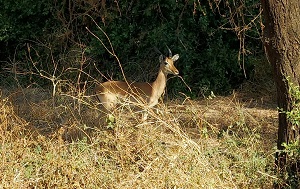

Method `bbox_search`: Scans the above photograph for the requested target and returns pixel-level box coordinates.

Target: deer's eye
[164,61,169,65]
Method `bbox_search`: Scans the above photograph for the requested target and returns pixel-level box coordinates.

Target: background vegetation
[0,0,262,96]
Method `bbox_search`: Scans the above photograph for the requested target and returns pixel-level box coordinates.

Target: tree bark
[261,0,300,187]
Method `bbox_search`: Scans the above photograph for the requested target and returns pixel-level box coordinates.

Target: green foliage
[282,141,300,162]
[0,0,55,41]
[0,0,54,42]
[89,0,261,96]
[277,79,300,188]
[285,80,300,153]
[0,0,262,96]
[0,0,58,87]
[287,82,300,128]
[106,114,116,129]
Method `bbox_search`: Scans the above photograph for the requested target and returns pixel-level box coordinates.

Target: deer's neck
[151,69,167,98]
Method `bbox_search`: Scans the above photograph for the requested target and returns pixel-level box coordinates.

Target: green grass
[0,87,277,188]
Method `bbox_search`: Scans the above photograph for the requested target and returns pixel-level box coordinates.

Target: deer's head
[159,48,179,75]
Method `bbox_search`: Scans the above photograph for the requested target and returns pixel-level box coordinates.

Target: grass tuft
[0,85,278,188]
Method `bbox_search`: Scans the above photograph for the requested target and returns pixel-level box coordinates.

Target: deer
[94,48,179,121]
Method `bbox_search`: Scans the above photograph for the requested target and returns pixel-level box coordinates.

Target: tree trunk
[261,0,300,187]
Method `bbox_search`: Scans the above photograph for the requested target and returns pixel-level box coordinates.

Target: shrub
[0,0,262,96]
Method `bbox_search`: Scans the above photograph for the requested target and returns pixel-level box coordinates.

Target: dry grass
[0,82,278,188]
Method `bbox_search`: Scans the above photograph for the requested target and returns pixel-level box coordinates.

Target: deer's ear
[159,55,164,62]
[172,54,179,61]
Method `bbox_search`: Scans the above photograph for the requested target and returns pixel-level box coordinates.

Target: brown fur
[95,54,180,113]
